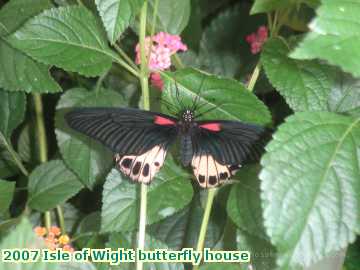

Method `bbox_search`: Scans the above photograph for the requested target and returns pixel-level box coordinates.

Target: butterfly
[65,101,266,188]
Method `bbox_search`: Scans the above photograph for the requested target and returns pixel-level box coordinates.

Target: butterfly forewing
[66,107,177,184]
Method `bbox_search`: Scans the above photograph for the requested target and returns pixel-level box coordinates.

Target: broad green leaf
[95,0,133,44]
[0,90,25,138]
[7,6,115,77]
[198,3,265,78]
[55,87,126,189]
[0,148,18,178]
[0,0,53,36]
[148,0,190,34]
[149,194,225,250]
[101,157,193,233]
[261,38,332,112]
[161,68,271,125]
[260,112,360,268]
[344,240,360,270]
[290,0,360,77]
[0,218,57,270]
[0,179,15,214]
[28,160,83,211]
[236,229,276,270]
[0,0,61,93]
[17,123,39,164]
[328,72,360,117]
[144,235,184,270]
[251,0,319,14]
[0,40,61,93]
[226,165,267,239]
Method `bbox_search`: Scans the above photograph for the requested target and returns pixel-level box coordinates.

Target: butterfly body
[66,106,265,188]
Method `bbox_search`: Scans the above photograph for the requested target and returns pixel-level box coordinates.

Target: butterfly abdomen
[180,135,193,166]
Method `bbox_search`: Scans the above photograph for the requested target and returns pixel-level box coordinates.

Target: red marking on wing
[199,123,221,131]
[154,115,176,126]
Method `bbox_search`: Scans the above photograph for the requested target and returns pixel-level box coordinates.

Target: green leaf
[0,40,61,93]
[250,0,319,14]
[236,229,276,270]
[95,0,133,44]
[101,157,193,233]
[162,68,271,125]
[0,90,25,139]
[290,0,360,77]
[149,194,225,250]
[143,235,185,270]
[261,37,332,112]
[0,148,18,178]
[0,0,61,93]
[328,72,360,117]
[227,165,267,239]
[0,218,57,270]
[197,3,265,78]
[0,179,15,214]
[0,0,53,36]
[55,87,126,189]
[7,6,115,77]
[260,112,360,268]
[28,160,83,211]
[148,0,190,34]
[17,123,39,164]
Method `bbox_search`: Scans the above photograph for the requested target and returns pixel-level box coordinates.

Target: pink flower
[150,72,164,91]
[245,26,268,54]
[135,32,187,71]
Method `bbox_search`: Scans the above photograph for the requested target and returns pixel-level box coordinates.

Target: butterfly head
[182,109,194,122]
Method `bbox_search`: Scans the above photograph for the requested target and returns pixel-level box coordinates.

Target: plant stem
[56,205,66,234]
[247,61,261,91]
[113,56,140,78]
[193,188,218,270]
[0,132,28,177]
[137,2,149,270]
[113,44,139,71]
[33,94,53,231]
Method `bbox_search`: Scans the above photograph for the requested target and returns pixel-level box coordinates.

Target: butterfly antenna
[157,97,180,116]
[196,103,223,119]
[174,80,186,109]
[191,75,206,111]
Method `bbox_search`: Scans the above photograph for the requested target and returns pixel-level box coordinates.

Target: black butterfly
[65,103,265,188]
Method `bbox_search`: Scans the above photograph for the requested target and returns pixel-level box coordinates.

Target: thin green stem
[137,2,149,270]
[95,72,107,93]
[0,132,29,177]
[44,211,51,232]
[113,56,140,78]
[76,0,82,5]
[113,43,139,71]
[33,94,52,231]
[146,0,159,65]
[56,205,66,234]
[247,61,261,92]
[33,94,48,164]
[193,188,218,270]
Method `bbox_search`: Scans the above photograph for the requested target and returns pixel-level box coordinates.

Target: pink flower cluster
[135,32,187,90]
[245,26,268,54]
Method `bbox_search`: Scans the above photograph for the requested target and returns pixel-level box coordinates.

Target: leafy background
[0,0,359,270]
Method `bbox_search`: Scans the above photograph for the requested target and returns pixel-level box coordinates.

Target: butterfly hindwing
[115,145,167,184]
[191,152,241,188]
[190,120,266,187]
